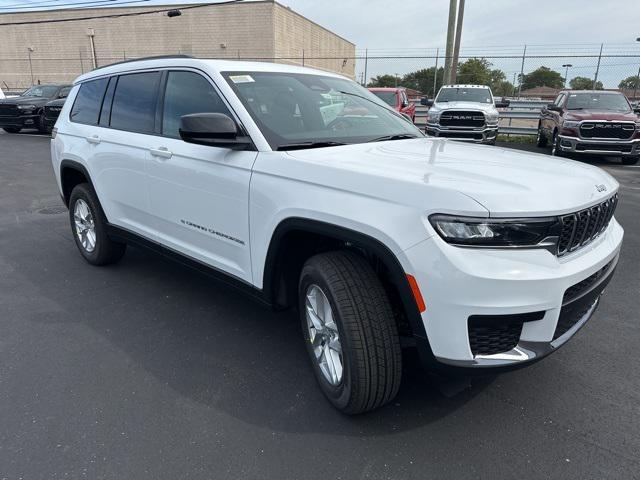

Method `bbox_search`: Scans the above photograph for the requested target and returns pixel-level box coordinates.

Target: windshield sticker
[229,75,255,84]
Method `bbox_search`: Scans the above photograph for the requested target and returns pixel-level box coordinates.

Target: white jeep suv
[423,84,508,144]
[51,57,623,414]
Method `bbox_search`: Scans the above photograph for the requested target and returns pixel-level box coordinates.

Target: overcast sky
[1,0,639,87]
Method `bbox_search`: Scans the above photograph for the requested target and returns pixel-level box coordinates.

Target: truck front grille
[557,194,618,256]
[579,122,634,140]
[440,110,485,128]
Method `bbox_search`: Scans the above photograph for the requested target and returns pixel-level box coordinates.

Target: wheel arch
[60,159,94,207]
[262,217,430,349]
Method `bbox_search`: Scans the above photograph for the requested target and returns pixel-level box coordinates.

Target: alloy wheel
[73,199,97,253]
[305,284,343,386]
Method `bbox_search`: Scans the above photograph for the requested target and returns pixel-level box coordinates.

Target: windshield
[222,72,420,150]
[436,87,492,104]
[566,93,631,111]
[370,90,397,106]
[22,85,58,98]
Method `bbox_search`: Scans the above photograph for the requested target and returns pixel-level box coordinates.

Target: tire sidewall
[68,185,106,264]
[298,263,354,411]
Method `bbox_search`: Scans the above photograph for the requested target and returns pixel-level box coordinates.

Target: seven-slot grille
[0,104,18,116]
[557,194,618,256]
[579,122,635,140]
[440,110,485,128]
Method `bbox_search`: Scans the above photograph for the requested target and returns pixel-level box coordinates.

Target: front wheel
[536,125,548,147]
[37,111,48,134]
[299,251,402,414]
[551,132,564,157]
[621,156,639,166]
[69,183,126,266]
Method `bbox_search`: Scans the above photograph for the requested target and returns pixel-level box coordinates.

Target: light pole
[634,37,640,102]
[394,73,399,87]
[562,64,572,88]
[27,46,35,86]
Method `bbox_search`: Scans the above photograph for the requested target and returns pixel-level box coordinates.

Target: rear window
[70,78,109,125]
[371,91,397,106]
[110,72,161,134]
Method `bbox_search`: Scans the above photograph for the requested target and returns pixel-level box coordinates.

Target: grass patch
[497,134,536,144]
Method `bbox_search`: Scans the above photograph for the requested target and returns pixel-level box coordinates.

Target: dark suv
[537,90,640,165]
[0,84,71,134]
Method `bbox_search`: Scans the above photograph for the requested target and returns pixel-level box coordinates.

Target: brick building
[0,1,355,89]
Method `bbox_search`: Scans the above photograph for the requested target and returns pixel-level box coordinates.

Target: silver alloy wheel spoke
[73,199,97,253]
[305,284,343,386]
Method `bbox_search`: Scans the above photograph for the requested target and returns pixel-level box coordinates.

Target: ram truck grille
[579,122,634,140]
[557,194,618,256]
[439,110,485,128]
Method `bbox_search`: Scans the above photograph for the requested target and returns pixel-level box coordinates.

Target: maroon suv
[537,90,640,165]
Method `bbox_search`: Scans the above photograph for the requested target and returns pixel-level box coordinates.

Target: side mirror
[495,99,510,108]
[547,104,562,113]
[401,100,409,108]
[420,98,434,107]
[179,113,251,150]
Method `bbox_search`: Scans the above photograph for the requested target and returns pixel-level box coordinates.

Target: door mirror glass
[179,113,251,149]
[420,98,434,107]
[547,104,562,112]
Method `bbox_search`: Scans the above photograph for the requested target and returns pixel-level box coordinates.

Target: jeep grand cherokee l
[537,90,640,165]
[421,84,509,144]
[0,84,71,133]
[51,57,623,414]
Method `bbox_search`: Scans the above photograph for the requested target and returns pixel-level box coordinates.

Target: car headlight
[427,111,441,123]
[429,214,559,247]
[485,112,499,123]
[563,121,580,128]
[17,104,36,111]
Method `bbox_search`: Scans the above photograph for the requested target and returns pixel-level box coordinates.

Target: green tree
[401,67,445,97]
[455,58,513,95]
[492,80,516,97]
[367,74,397,88]
[618,76,640,89]
[569,76,603,90]
[520,66,564,90]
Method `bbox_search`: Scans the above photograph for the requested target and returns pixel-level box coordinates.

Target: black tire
[551,131,564,157]
[3,127,21,134]
[68,183,126,266]
[298,251,402,414]
[37,111,48,134]
[536,125,548,147]
[486,138,496,146]
[621,156,639,166]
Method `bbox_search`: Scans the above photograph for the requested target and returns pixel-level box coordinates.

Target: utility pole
[593,43,603,89]
[633,38,640,102]
[27,46,35,86]
[443,0,457,85]
[517,45,527,97]
[450,0,465,84]
[363,48,368,87]
[562,64,572,88]
[432,48,439,97]
[87,28,97,69]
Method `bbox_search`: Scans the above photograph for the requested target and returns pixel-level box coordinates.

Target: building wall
[0,1,354,89]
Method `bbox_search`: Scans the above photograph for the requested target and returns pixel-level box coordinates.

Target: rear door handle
[86,135,101,144]
[150,147,173,159]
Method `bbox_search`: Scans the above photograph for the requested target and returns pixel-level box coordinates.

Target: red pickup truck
[368,87,416,123]
[537,90,640,165]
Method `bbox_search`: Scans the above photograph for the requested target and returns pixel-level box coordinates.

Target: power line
[0,0,150,11]
[0,0,242,25]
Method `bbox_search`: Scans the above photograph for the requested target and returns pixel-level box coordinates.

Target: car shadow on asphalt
[18,235,495,436]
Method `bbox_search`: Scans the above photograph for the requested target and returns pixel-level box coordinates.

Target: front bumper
[558,135,640,156]
[0,114,39,129]
[426,123,498,143]
[403,217,623,370]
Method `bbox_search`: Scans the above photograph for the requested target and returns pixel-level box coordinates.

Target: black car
[0,84,71,134]
[43,97,67,133]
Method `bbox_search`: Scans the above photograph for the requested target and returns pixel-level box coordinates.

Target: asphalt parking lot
[1,131,639,480]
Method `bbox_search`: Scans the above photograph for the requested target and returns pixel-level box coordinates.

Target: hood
[0,96,49,106]
[564,110,638,122]
[431,101,497,113]
[45,98,67,107]
[284,138,618,217]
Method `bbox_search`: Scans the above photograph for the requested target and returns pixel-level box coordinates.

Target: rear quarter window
[110,72,161,134]
[70,78,109,125]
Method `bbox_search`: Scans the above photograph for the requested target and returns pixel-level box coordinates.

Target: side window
[554,94,565,107]
[162,71,232,139]
[58,86,72,98]
[69,78,109,125]
[110,72,161,134]
[401,91,408,105]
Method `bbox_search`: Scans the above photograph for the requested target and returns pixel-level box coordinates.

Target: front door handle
[150,147,173,159]
[86,135,101,144]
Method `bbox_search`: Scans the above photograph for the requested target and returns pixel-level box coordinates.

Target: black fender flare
[59,159,95,206]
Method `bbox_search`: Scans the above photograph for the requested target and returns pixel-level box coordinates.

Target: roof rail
[93,54,194,71]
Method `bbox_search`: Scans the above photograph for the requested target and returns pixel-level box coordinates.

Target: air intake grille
[557,194,618,256]
[468,312,545,356]
[440,110,485,128]
[579,122,634,140]
[562,259,614,305]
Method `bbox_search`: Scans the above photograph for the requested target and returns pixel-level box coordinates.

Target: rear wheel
[536,125,548,147]
[621,156,639,166]
[299,251,402,414]
[69,183,126,266]
[3,127,21,134]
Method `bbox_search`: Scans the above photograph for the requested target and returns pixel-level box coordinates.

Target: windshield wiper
[277,141,348,151]
[370,134,420,143]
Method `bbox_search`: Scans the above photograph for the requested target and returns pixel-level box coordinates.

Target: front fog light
[429,214,559,247]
